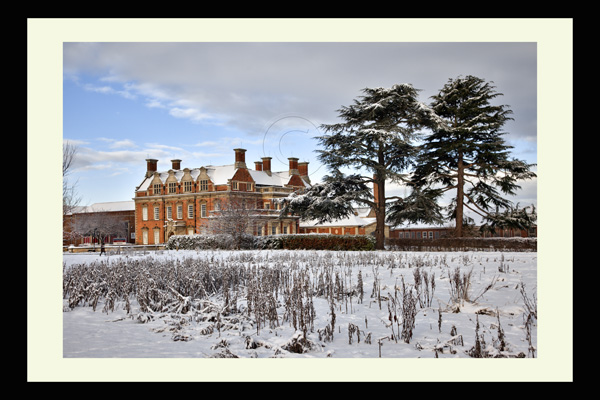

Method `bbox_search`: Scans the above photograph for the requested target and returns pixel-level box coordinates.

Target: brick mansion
[133,148,310,245]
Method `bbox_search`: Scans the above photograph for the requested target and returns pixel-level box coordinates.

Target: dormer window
[184,181,193,192]
[199,180,208,191]
[153,184,161,195]
[168,182,177,194]
[232,181,239,191]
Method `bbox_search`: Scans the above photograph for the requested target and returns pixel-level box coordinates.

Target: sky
[62,40,538,218]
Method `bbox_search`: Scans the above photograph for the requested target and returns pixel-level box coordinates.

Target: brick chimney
[171,159,181,170]
[254,161,263,171]
[288,157,299,175]
[146,159,158,178]
[233,148,247,169]
[261,156,272,176]
[298,161,309,177]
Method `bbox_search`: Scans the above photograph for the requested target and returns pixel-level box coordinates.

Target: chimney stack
[146,159,158,178]
[171,159,181,170]
[298,161,309,177]
[234,148,247,169]
[261,156,272,176]
[254,161,263,171]
[288,157,299,175]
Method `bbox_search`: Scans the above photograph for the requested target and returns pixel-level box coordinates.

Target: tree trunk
[455,156,464,237]
[374,176,386,250]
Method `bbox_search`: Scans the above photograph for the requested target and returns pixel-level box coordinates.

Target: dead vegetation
[63,250,536,358]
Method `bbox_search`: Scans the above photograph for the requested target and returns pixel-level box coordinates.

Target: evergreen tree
[405,75,536,237]
[281,84,438,249]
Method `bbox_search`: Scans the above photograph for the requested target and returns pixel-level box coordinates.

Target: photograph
[28,18,572,382]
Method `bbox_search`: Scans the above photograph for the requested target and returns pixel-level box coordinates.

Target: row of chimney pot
[145,148,308,178]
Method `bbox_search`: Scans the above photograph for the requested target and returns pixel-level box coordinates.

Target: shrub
[165,234,254,250]
[385,237,536,252]
[256,234,375,251]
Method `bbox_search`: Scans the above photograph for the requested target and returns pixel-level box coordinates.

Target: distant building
[133,148,310,245]
[63,201,136,246]
[299,207,391,237]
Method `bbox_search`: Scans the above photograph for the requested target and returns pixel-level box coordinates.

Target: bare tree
[208,195,260,249]
[70,209,129,250]
[63,141,82,216]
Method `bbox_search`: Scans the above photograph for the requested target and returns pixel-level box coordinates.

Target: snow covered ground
[61,248,539,361]
[23,245,572,381]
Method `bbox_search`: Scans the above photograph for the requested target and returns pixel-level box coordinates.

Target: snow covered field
[24,245,573,381]
[62,249,538,361]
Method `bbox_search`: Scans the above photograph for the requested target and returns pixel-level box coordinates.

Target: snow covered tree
[406,75,537,237]
[281,84,440,249]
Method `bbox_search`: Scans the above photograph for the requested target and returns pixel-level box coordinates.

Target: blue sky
[62,41,538,214]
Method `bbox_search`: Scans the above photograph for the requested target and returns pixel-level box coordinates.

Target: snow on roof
[205,164,236,185]
[300,213,380,228]
[136,164,308,191]
[71,201,135,214]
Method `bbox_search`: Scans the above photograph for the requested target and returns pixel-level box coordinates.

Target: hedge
[256,234,376,251]
[385,237,537,252]
[166,233,375,251]
[165,234,255,250]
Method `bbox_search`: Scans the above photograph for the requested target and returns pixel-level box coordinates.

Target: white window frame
[177,204,183,219]
[201,204,207,218]
[188,204,194,219]
[142,206,148,221]
[167,206,172,220]
[154,229,160,244]
[142,230,148,245]
[154,206,160,220]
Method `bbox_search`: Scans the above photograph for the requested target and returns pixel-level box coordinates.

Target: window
[232,181,238,190]
[153,184,161,195]
[283,226,288,234]
[167,206,172,220]
[168,182,177,193]
[201,204,207,218]
[272,225,277,235]
[188,204,194,219]
[214,201,221,211]
[142,206,148,221]
[177,205,183,219]
[142,230,148,245]
[199,180,208,191]
[247,182,254,191]
[187,227,194,236]
[184,181,192,192]
[154,229,160,244]
[264,202,271,209]
[154,206,160,220]
[428,231,433,239]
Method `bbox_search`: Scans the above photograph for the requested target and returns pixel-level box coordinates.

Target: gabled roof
[136,165,308,193]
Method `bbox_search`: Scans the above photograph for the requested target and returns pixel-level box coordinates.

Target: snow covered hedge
[385,237,537,252]
[255,234,376,251]
[165,234,255,250]
[166,233,376,251]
